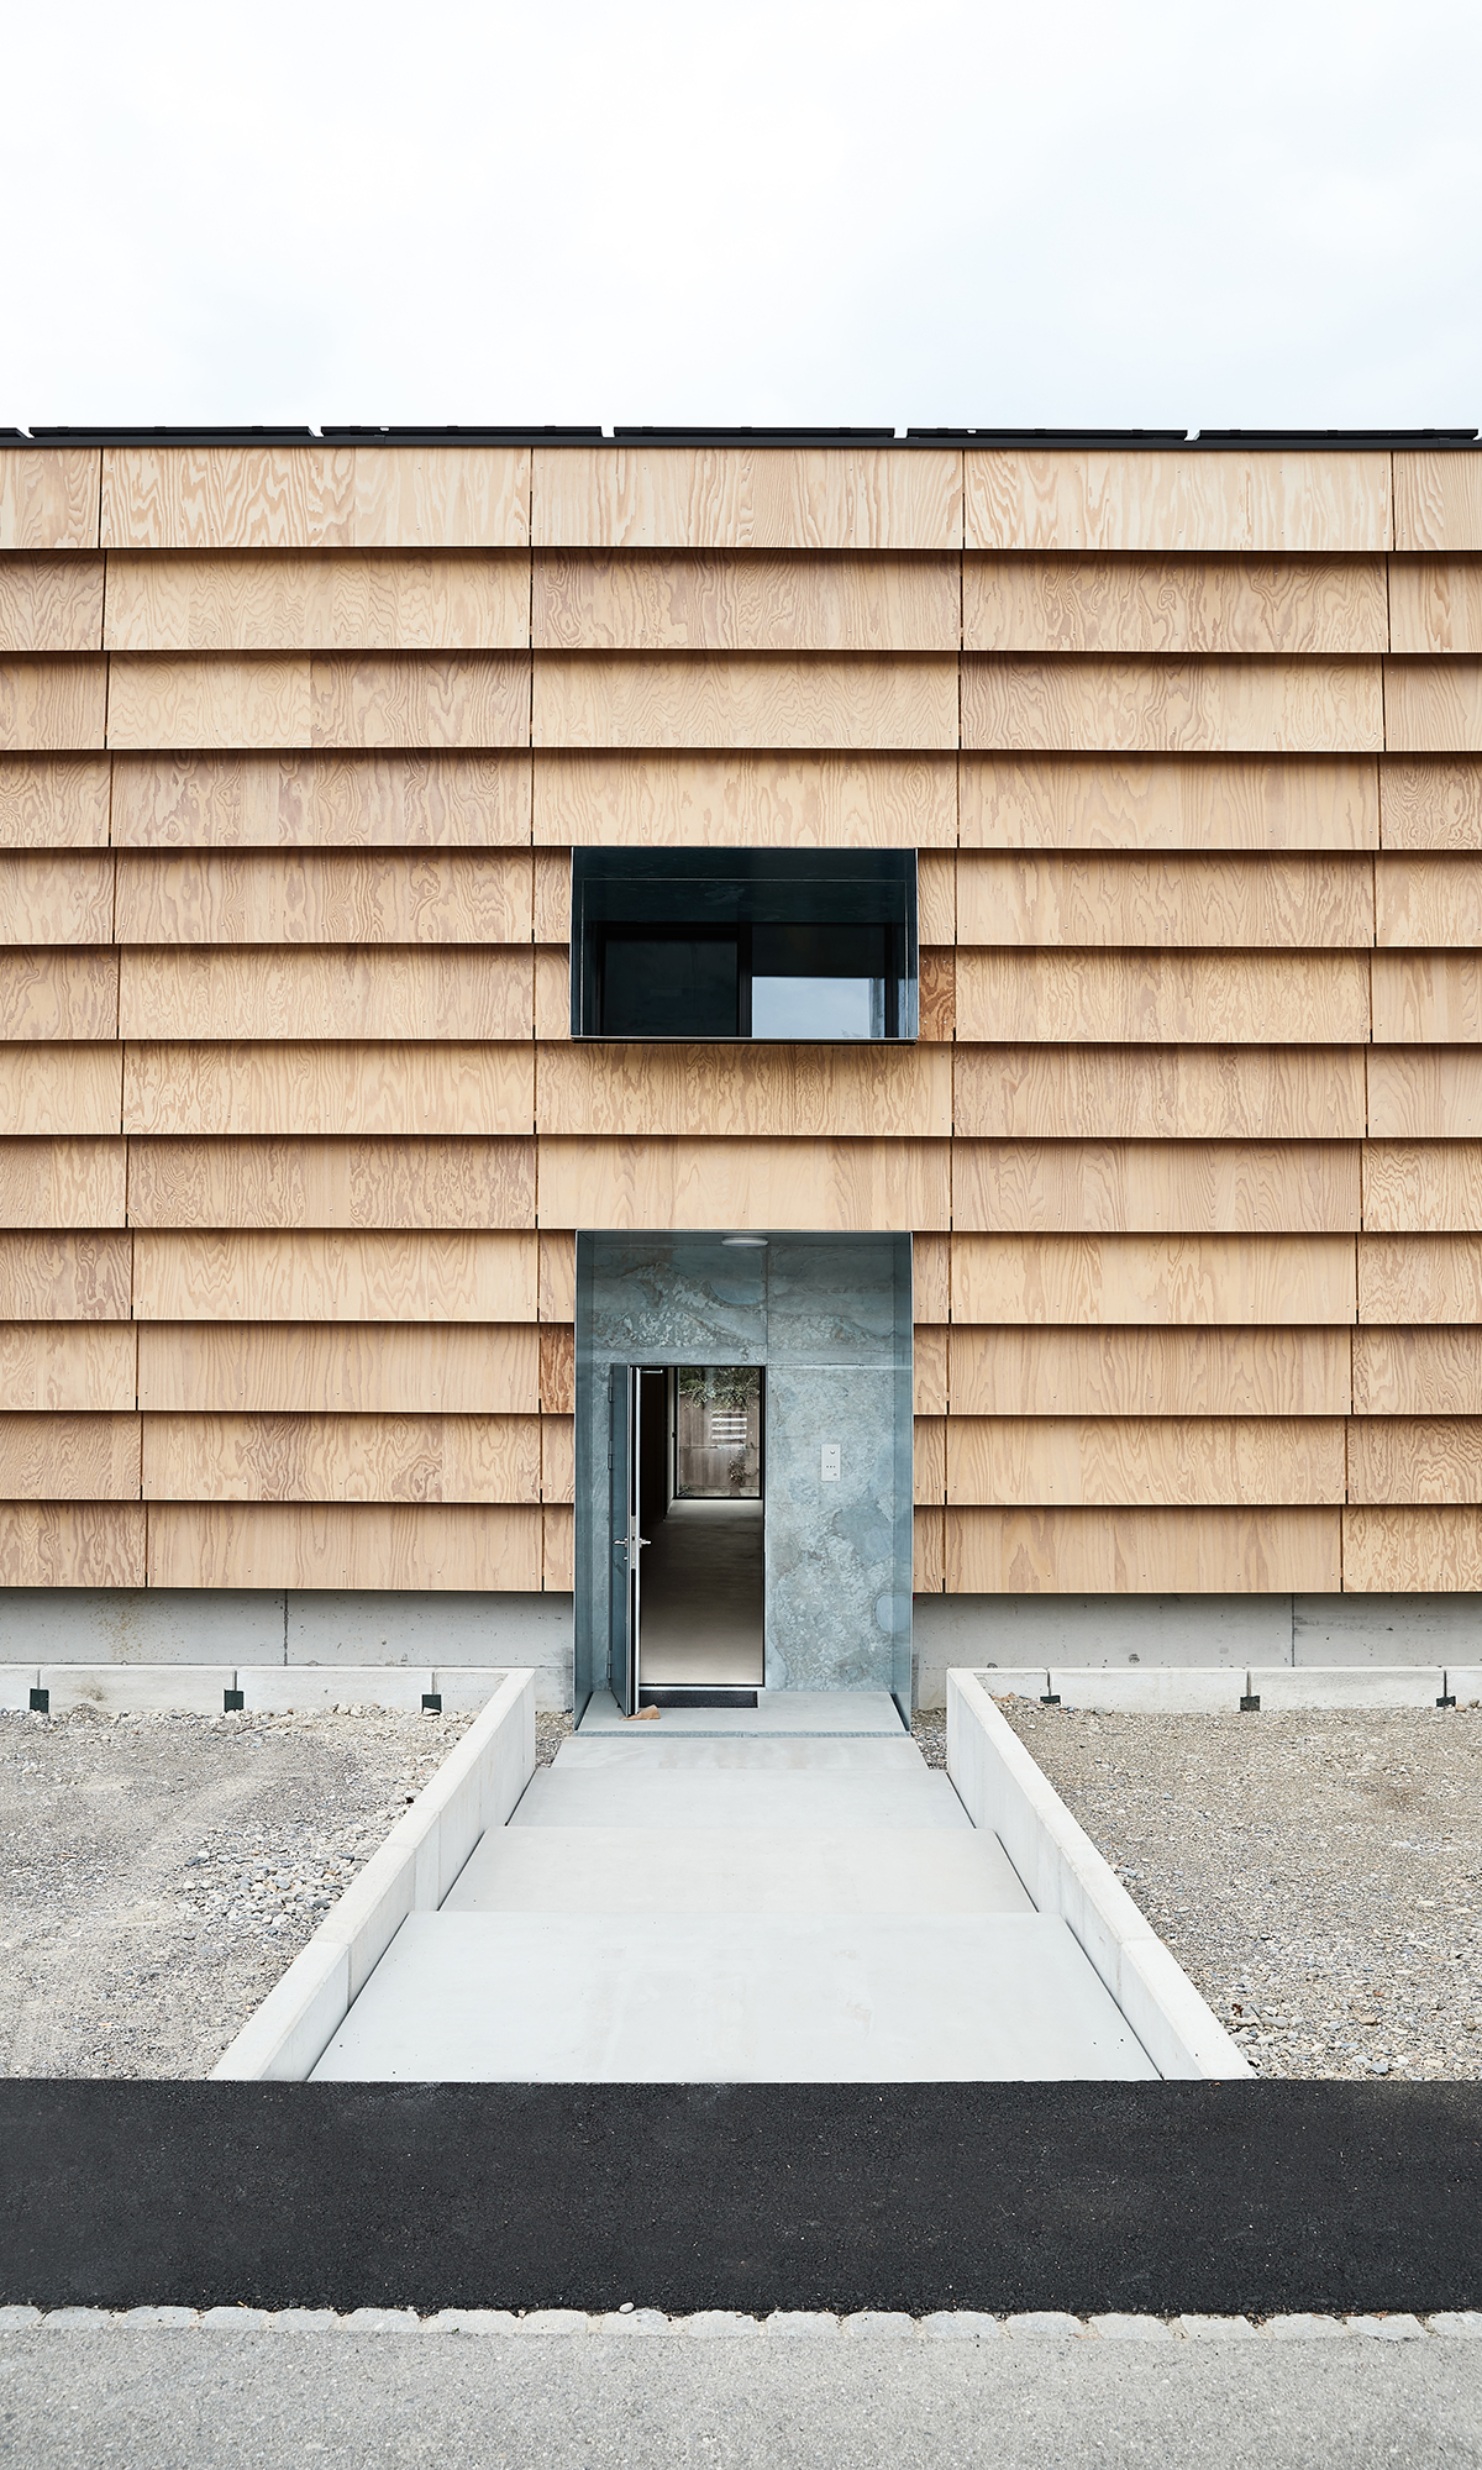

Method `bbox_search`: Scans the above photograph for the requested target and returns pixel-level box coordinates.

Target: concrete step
[444,1826,1032,1916]
[553,1736,925,1773]
[576,1687,905,1736]
[309,1911,1156,2083]
[509,1764,971,1832]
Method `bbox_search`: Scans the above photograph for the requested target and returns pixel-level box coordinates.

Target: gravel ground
[0,1705,474,2079]
[979,1705,1482,2081]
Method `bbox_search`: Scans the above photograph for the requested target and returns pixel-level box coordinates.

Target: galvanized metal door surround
[574,1233,913,1717]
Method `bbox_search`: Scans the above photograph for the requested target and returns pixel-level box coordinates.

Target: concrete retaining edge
[210,1669,536,2083]
[946,1670,1252,2082]
[2,1662,1475,1715]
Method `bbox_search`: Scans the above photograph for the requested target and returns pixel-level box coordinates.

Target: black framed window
[572,849,918,1041]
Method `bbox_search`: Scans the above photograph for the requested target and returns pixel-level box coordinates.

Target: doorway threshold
[578,1688,906,1737]
[641,1687,759,1710]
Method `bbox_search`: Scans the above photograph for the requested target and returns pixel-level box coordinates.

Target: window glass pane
[599,933,739,1037]
[750,976,881,1038]
[675,1365,762,1499]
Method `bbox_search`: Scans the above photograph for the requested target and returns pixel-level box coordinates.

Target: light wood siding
[0,434,1471,1606]
[0,453,100,552]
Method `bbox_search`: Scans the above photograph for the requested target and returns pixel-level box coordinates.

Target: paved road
[2,2331,1479,2469]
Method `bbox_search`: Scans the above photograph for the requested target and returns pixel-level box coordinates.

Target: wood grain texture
[536,1046,951,1141]
[0,1412,140,1499]
[944,1504,1342,1592]
[126,1137,536,1231]
[951,1233,1356,1327]
[914,1326,948,1416]
[539,1326,574,1416]
[964,450,1392,554]
[1384,663,1482,754]
[0,853,113,944]
[111,752,532,848]
[1368,1050,1482,1139]
[1358,1234,1482,1324]
[954,1139,1360,1233]
[0,1138,126,1229]
[105,552,529,653]
[0,952,118,1041]
[543,1502,574,1588]
[1363,1141,1482,1232]
[131,1229,538,1324]
[534,948,572,1039]
[538,1231,576,1322]
[1342,1505,1482,1591]
[0,557,104,654]
[962,656,1382,755]
[533,552,959,652]
[918,950,955,1041]
[106,655,531,752]
[1349,1419,1482,1504]
[1376,854,1482,945]
[533,850,570,943]
[961,754,1377,850]
[0,1046,121,1137]
[956,951,1372,1047]
[531,446,961,552]
[0,1502,144,1587]
[136,1321,539,1414]
[0,757,111,848]
[1393,455,1482,554]
[541,1414,574,1504]
[1389,561,1482,656]
[145,1501,543,1590]
[0,453,100,552]
[953,1044,1366,1140]
[0,1323,136,1410]
[0,659,107,751]
[141,1412,541,1504]
[948,1325,1351,1416]
[908,858,950,954]
[912,1414,946,1506]
[536,750,956,847]
[118,948,535,1043]
[534,653,957,752]
[122,1043,534,1138]
[534,1136,951,1230]
[115,848,533,943]
[0,1231,131,1319]
[913,1234,952,1323]
[100,445,531,550]
[1380,761,1482,850]
[946,1415,1345,1506]
[958,850,1374,948]
[965,556,1387,655]
[913,1505,946,1591]
[1372,955,1482,1044]
[1353,1328,1482,1415]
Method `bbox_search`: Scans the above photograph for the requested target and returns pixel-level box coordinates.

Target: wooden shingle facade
[4,432,1482,1691]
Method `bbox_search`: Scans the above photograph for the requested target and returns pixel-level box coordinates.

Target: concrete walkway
[3,2324,1476,2470]
[310,1696,1157,2082]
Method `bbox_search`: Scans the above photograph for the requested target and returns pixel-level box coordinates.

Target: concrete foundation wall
[912,1594,1482,1709]
[0,1591,575,1712]
[6,1586,1480,1716]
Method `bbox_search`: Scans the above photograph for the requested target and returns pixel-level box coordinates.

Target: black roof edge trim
[319,425,604,442]
[611,426,897,444]
[907,427,1189,445]
[1195,428,1479,448]
[25,426,320,446]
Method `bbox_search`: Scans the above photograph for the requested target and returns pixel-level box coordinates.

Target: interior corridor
[638,1499,765,1687]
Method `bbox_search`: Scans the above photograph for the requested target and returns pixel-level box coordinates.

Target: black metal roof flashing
[4,424,1480,450]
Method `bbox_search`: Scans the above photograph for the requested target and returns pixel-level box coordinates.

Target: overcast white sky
[4,0,1479,430]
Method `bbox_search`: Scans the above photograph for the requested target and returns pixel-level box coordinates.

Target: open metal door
[607,1364,644,1715]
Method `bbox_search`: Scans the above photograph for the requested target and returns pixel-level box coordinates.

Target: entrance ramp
[308,1724,1161,2084]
